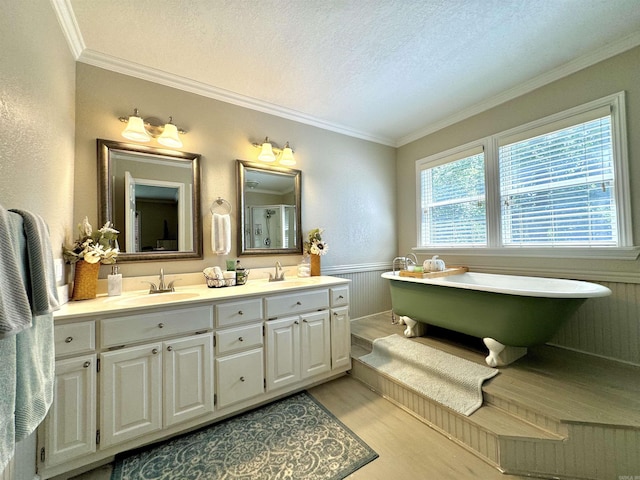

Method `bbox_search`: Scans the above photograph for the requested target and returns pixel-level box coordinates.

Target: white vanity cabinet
[40,276,351,480]
[98,306,213,448]
[40,321,97,467]
[330,286,351,370]
[214,298,264,409]
[265,290,332,391]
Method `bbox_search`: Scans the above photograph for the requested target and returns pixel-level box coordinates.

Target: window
[416,92,631,253]
[419,146,486,246]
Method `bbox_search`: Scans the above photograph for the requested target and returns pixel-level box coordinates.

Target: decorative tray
[399,266,468,278]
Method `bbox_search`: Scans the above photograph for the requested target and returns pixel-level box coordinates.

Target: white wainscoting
[552,281,640,366]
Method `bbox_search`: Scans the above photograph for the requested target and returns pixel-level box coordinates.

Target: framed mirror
[237,160,302,255]
[98,139,203,262]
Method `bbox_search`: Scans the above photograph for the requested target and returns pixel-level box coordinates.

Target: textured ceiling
[58,0,640,146]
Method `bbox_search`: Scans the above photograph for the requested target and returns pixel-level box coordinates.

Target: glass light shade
[279,145,296,166]
[122,115,151,142]
[258,142,276,162]
[158,123,183,148]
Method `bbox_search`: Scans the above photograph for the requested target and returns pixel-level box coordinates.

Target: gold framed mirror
[237,160,302,255]
[97,139,203,262]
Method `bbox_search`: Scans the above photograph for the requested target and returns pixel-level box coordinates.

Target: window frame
[414,91,637,260]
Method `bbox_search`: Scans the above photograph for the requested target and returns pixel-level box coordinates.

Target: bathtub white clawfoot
[400,316,428,338]
[483,338,527,367]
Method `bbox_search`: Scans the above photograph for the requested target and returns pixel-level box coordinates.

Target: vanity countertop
[54,275,350,320]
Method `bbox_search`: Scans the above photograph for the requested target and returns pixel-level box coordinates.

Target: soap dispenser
[108,265,122,296]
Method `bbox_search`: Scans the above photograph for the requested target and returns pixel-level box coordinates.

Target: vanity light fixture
[251,137,296,165]
[119,109,186,148]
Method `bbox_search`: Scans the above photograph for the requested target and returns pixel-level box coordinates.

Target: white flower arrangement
[304,227,329,256]
[63,216,119,264]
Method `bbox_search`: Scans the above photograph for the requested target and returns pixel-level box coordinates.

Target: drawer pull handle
[167,346,173,352]
[338,295,344,299]
[294,320,299,325]
[240,376,245,382]
[83,361,91,368]
[333,312,339,316]
[302,319,308,323]
[296,301,302,306]
[238,336,244,342]
[238,310,244,315]
[158,323,165,329]
[152,348,159,355]
[65,336,73,343]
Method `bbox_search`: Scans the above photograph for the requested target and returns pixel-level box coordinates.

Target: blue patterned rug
[110,391,378,480]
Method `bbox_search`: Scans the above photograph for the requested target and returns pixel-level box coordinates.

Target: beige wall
[397,46,640,283]
[75,64,397,278]
[0,1,76,262]
[0,2,76,478]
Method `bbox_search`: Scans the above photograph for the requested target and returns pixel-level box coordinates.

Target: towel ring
[210,197,232,215]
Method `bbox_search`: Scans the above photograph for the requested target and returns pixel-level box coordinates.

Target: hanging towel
[9,209,59,315]
[0,206,32,338]
[0,209,30,472]
[0,335,16,474]
[8,209,58,441]
[211,213,231,255]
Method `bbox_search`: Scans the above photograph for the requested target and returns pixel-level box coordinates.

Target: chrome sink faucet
[148,268,177,293]
[269,261,285,282]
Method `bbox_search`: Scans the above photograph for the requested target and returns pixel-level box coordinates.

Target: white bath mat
[359,334,499,416]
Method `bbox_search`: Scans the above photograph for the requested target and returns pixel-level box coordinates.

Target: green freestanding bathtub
[382,271,611,366]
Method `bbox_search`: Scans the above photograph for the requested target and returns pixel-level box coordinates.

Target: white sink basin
[113,291,200,307]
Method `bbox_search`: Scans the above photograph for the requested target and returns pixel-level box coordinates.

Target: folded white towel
[211,213,231,255]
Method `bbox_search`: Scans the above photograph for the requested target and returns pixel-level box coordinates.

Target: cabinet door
[216,348,264,408]
[164,333,214,427]
[331,306,351,370]
[42,354,96,466]
[265,316,300,391]
[100,344,162,448]
[301,310,331,378]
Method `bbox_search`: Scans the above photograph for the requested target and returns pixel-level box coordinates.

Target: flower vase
[71,260,101,300]
[310,254,321,276]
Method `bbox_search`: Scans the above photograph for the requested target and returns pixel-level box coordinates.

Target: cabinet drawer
[215,348,264,408]
[265,289,329,318]
[216,323,263,355]
[330,286,349,307]
[55,321,95,357]
[216,298,263,327]
[100,305,213,348]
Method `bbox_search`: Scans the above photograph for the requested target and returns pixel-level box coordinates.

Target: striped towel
[7,209,58,441]
[9,209,59,314]
[0,206,32,338]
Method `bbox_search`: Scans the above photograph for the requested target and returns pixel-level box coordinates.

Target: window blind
[499,115,616,246]
[420,149,486,246]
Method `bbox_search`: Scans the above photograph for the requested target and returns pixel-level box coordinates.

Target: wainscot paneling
[327,264,392,320]
[552,280,640,366]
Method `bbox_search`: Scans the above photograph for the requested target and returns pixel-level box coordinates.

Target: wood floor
[349,312,640,479]
[66,312,640,480]
[68,375,526,480]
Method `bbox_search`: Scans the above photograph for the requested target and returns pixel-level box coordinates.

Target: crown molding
[397,30,640,147]
[77,48,397,147]
[50,0,85,59]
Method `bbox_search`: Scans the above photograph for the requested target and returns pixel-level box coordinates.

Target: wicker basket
[71,260,101,300]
